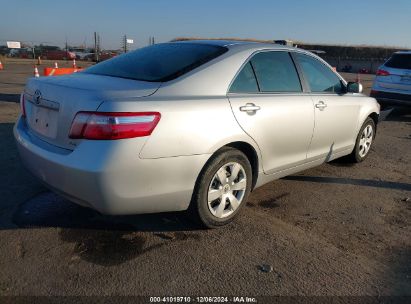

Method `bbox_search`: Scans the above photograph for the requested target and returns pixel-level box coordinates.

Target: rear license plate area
[27,102,59,139]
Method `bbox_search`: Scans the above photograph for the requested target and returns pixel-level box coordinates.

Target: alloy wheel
[359,124,373,158]
[207,162,247,218]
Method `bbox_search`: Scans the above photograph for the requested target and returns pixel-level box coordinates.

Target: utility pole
[32,44,35,61]
[122,35,134,52]
[123,35,128,53]
[65,36,68,61]
[97,34,101,58]
[94,32,100,62]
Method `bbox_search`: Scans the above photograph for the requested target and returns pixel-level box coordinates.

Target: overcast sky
[1,0,410,50]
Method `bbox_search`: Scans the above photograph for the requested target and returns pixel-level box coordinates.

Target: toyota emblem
[34,89,42,105]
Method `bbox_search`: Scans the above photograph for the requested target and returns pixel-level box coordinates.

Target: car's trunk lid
[23,73,160,150]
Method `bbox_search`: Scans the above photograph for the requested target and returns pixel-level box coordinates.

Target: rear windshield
[84,43,228,82]
[385,54,411,70]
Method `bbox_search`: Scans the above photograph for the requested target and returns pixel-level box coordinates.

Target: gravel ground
[0,62,410,299]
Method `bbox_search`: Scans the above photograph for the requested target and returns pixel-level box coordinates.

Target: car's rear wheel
[348,117,376,163]
[190,147,252,228]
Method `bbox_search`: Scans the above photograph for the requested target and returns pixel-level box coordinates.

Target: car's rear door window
[84,43,228,82]
[385,54,411,70]
[295,53,343,93]
[250,51,302,93]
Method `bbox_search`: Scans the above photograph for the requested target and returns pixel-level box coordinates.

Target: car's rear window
[84,43,228,82]
[385,54,411,70]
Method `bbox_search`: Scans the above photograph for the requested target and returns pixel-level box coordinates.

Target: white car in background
[74,52,95,60]
[371,51,411,107]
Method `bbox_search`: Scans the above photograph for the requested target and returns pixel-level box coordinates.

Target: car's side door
[228,51,315,175]
[293,52,361,161]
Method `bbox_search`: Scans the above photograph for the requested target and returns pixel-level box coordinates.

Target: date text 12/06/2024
[149,296,257,303]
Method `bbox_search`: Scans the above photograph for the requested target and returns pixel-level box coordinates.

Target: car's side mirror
[347,82,363,93]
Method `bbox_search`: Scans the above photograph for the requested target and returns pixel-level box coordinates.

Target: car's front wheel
[190,147,252,228]
[348,117,376,162]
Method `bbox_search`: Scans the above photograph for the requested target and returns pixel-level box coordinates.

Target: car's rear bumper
[370,90,411,106]
[14,117,209,215]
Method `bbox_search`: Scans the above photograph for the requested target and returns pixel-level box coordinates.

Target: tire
[189,147,253,228]
[347,117,376,163]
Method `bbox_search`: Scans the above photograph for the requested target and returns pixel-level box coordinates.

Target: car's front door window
[295,53,343,93]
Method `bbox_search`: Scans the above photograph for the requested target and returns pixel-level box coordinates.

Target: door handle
[240,103,261,114]
[315,101,327,111]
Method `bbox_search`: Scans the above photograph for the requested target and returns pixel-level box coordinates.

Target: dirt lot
[0,62,410,299]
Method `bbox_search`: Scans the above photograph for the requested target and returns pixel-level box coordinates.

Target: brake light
[376,69,390,76]
[69,112,161,140]
[20,93,26,117]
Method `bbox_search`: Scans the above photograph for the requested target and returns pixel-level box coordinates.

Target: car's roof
[394,50,411,54]
[175,39,248,46]
[173,39,295,51]
[146,39,339,97]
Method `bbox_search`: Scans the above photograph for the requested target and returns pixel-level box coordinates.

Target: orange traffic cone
[0,61,3,70]
[72,59,76,68]
[33,65,40,77]
[54,62,58,68]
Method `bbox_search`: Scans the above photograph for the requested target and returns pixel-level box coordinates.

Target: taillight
[376,69,390,76]
[20,93,26,117]
[69,112,161,140]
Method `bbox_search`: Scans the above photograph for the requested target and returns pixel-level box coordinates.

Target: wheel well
[225,142,259,190]
[369,112,379,127]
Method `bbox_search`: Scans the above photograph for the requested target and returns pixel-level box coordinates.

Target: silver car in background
[14,40,380,228]
[371,51,411,107]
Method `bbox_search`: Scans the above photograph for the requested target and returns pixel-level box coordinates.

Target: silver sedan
[14,40,380,227]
